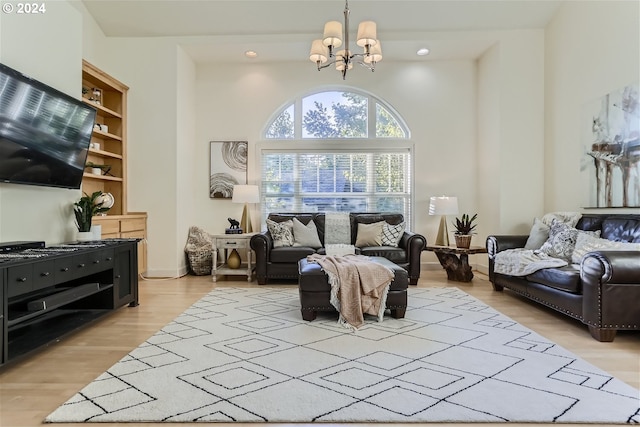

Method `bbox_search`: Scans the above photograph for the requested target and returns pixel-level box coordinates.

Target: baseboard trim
[142,266,189,279]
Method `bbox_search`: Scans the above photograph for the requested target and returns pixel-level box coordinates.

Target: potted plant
[452,213,477,248]
[73,191,110,240]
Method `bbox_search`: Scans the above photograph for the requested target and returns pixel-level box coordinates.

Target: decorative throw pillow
[355,221,384,247]
[538,220,599,262]
[540,211,582,228]
[266,219,294,248]
[571,233,640,264]
[381,221,405,247]
[524,218,550,250]
[292,217,322,248]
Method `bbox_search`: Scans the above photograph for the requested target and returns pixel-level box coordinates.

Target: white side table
[211,232,257,282]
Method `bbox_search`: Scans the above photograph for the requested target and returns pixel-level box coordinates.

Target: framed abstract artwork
[581,83,639,208]
[209,141,248,199]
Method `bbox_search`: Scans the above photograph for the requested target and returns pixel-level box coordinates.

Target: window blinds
[260,147,412,225]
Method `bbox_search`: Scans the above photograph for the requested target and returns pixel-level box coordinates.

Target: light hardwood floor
[1,270,638,427]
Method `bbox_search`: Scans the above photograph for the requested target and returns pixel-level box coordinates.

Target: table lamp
[429,196,459,246]
[232,185,260,233]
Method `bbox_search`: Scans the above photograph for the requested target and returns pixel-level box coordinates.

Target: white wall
[476,42,502,271]
[0,1,83,244]
[101,38,181,277]
[192,60,478,253]
[176,47,198,276]
[545,1,640,213]
[474,30,545,273]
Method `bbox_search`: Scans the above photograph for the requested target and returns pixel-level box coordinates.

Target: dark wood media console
[0,239,139,367]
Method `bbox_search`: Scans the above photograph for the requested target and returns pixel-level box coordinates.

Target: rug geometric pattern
[45,287,640,423]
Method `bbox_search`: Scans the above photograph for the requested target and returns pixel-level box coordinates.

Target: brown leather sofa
[250,212,427,285]
[487,214,640,342]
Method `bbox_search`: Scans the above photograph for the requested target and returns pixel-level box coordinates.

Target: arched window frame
[259,87,414,228]
[264,87,410,140]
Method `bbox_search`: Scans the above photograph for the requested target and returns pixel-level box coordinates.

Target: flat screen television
[0,63,96,189]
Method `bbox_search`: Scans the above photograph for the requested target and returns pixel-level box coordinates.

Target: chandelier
[309,0,382,80]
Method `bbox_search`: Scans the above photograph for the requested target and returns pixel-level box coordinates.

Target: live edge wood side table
[425,245,488,282]
[211,233,257,282]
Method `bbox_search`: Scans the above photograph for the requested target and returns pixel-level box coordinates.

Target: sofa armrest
[250,231,274,284]
[486,235,529,258]
[399,231,427,285]
[486,235,528,282]
[581,251,640,335]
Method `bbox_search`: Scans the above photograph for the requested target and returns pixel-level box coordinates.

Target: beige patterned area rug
[46,287,639,423]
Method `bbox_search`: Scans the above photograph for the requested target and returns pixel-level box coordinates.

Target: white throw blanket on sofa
[325,212,352,245]
[494,248,568,276]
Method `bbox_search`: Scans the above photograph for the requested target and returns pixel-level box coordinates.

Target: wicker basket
[185,226,214,275]
[454,234,472,249]
[186,248,212,275]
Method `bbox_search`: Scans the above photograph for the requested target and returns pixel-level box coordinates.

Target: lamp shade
[309,39,328,63]
[322,21,343,48]
[363,40,382,64]
[356,21,377,47]
[429,196,459,215]
[232,185,260,204]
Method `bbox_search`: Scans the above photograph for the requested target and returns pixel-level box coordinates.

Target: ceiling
[81,0,565,64]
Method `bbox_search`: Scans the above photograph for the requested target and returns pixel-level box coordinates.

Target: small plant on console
[73,191,110,232]
[452,213,477,248]
[452,213,478,235]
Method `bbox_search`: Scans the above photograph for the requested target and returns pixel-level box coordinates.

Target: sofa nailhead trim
[497,283,640,329]
[498,285,583,320]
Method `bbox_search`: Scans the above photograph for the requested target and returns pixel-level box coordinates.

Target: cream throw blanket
[307,254,394,330]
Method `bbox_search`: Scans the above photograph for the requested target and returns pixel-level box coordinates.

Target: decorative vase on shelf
[454,234,472,249]
[91,224,102,240]
[77,231,94,242]
[227,249,241,269]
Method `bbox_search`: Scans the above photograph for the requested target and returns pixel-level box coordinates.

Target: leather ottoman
[298,256,408,321]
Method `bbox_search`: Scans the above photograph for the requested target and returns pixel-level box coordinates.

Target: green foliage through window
[266,104,294,139]
[264,90,407,140]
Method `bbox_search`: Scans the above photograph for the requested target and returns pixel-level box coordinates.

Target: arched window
[266,90,408,139]
[261,89,412,225]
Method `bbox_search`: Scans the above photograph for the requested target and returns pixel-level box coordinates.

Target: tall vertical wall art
[581,83,639,208]
[210,141,248,199]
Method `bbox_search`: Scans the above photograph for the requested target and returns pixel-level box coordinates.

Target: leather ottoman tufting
[298,256,408,321]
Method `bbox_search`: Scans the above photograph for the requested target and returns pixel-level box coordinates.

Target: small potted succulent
[452,213,477,248]
[73,191,110,240]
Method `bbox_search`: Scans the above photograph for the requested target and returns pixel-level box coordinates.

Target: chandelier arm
[357,60,376,72]
[317,59,338,71]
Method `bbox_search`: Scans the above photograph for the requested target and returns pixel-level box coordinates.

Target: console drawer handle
[115,274,121,279]
[41,272,50,277]
[17,277,27,282]
[78,263,86,268]
[93,260,100,264]
[60,267,69,272]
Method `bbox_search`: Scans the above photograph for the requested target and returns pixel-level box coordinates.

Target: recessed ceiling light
[417,48,430,56]
[245,50,258,58]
